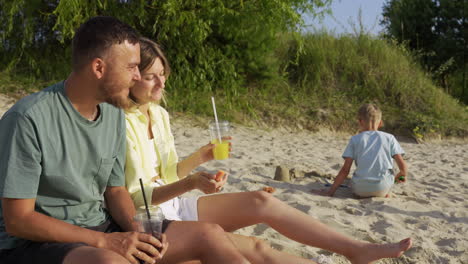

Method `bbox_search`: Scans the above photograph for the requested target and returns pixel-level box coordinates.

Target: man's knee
[194,222,226,240]
[64,246,127,264]
[165,222,228,251]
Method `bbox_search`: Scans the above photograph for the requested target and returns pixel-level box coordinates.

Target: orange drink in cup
[209,120,230,160]
[211,139,229,160]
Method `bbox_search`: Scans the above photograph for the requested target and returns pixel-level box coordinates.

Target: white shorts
[158,196,199,221]
[153,180,199,221]
[351,179,393,198]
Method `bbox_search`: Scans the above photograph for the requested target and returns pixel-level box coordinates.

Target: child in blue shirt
[317,104,407,198]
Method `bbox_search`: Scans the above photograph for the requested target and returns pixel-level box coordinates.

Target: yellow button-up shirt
[125,103,179,208]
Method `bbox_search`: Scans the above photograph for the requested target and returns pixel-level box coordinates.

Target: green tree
[381,0,468,104]
[0,0,331,111]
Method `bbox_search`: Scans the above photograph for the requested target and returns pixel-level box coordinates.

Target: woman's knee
[252,236,270,251]
[248,236,274,262]
[250,191,276,212]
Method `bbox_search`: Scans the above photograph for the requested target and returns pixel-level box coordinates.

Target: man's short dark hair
[72,16,140,70]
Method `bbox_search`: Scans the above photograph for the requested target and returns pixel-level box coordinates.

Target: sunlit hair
[358,103,382,123]
[136,37,170,105]
[72,16,139,71]
[139,37,170,77]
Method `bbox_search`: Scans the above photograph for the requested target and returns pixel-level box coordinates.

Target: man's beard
[100,78,133,109]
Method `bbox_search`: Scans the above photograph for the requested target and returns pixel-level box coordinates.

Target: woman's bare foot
[347,238,412,264]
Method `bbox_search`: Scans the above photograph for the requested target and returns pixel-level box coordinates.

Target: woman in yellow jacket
[125,37,412,264]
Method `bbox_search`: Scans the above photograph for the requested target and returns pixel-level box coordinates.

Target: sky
[303,0,387,35]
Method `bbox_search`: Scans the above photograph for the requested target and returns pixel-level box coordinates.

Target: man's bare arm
[104,186,138,232]
[3,197,164,261]
[2,198,104,246]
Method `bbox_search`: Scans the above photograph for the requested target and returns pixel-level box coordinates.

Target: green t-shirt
[0,82,126,249]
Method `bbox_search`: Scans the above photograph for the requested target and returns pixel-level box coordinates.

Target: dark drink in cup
[134,206,165,254]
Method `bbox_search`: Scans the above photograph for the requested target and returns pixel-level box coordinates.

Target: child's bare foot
[346,238,412,264]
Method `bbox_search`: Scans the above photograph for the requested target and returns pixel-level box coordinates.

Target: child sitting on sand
[315,103,407,198]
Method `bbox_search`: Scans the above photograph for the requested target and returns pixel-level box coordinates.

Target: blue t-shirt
[0,82,126,249]
[342,131,404,185]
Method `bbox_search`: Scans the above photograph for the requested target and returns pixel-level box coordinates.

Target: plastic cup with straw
[135,178,165,256]
[211,97,223,144]
[138,178,154,235]
[210,97,229,160]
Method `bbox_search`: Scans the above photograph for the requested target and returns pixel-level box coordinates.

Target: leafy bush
[1,1,467,139]
[0,0,331,110]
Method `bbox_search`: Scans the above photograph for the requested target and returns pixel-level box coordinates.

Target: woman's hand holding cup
[196,136,233,164]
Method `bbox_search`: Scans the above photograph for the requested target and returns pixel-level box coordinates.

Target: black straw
[139,178,154,234]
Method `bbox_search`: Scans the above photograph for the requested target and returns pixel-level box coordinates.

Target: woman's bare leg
[226,233,317,264]
[198,191,412,263]
[159,221,250,264]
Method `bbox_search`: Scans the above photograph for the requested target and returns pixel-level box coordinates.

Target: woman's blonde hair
[138,37,170,76]
[358,103,382,122]
[132,37,170,106]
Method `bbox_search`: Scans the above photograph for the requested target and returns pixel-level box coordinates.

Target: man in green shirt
[0,16,251,264]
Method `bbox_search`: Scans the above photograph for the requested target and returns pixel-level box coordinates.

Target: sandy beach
[0,95,15,118]
[1,94,467,263]
[172,116,468,264]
